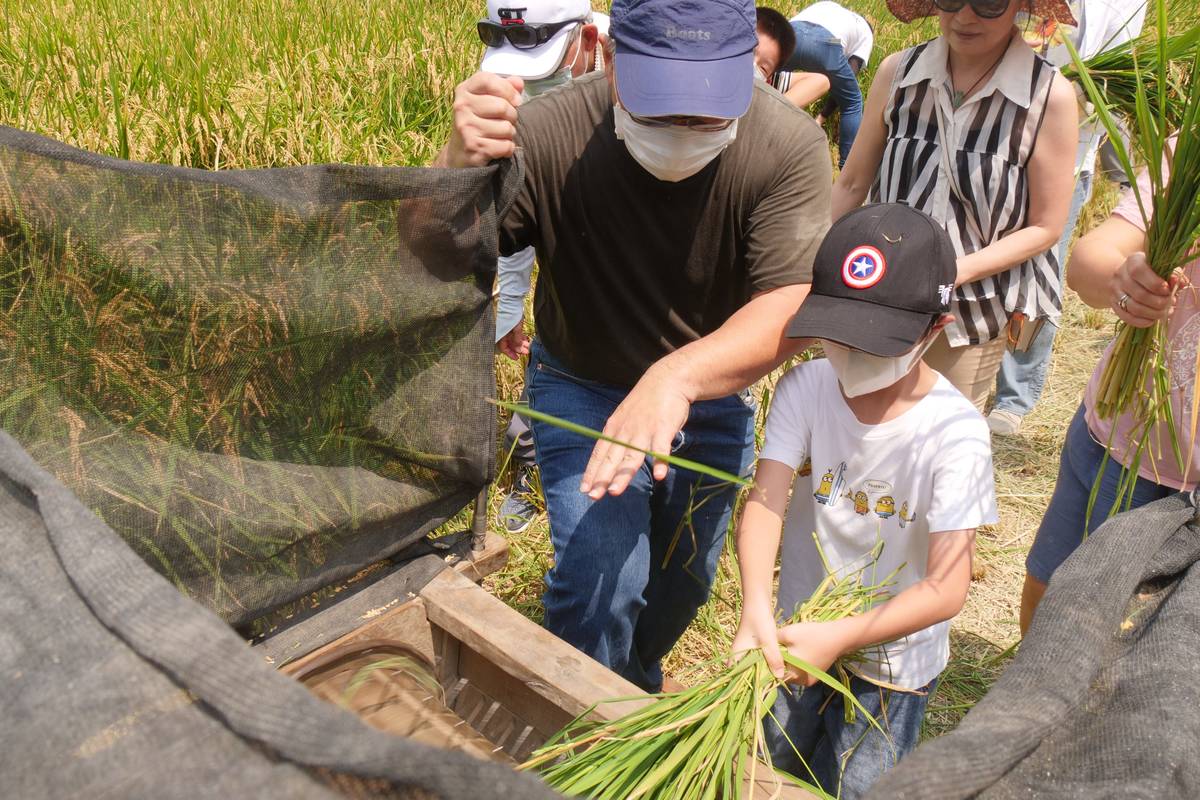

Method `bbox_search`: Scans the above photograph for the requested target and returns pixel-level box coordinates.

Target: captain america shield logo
[842,245,887,289]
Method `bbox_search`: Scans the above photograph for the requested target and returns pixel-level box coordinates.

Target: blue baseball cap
[611,0,757,119]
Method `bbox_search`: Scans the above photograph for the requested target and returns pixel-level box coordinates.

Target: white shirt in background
[495,248,534,341]
[759,360,998,689]
[1022,0,1147,172]
[792,1,874,66]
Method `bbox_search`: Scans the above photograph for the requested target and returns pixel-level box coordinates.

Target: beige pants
[923,332,1007,412]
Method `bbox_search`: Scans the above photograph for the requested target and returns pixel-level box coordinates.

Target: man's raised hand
[434,72,524,169]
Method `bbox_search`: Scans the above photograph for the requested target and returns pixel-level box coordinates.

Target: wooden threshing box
[261,531,815,798]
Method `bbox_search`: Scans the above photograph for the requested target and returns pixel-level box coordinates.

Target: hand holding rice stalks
[1065,0,1200,522]
[520,543,897,800]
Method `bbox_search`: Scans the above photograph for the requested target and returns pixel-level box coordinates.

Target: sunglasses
[932,0,1012,19]
[627,113,735,133]
[477,18,584,50]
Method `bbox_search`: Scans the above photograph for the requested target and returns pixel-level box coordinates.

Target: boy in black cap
[731,204,997,798]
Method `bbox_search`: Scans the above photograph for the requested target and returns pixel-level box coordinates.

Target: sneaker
[500,465,540,534]
[987,409,1023,436]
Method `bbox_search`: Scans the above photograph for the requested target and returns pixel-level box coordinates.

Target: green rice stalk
[1062,23,1200,130]
[520,545,898,799]
[1067,0,1200,526]
[492,399,752,488]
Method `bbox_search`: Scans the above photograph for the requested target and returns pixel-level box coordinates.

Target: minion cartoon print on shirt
[814,462,847,506]
[876,496,895,519]
[810,463,915,530]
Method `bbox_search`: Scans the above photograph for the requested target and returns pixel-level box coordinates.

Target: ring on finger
[1118,292,1131,312]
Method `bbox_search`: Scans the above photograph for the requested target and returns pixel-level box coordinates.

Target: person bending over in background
[987,0,1147,436]
[833,0,1077,412]
[754,6,798,81]
[477,0,608,534]
[767,2,875,168]
[734,204,996,799]
[1020,155,1196,634]
[437,0,831,692]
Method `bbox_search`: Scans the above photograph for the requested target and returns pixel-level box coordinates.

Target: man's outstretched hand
[579,368,692,499]
[433,71,524,169]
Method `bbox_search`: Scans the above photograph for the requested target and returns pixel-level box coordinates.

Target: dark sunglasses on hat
[477,17,584,49]
[932,0,1012,18]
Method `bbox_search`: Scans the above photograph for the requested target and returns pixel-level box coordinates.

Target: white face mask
[823,336,936,398]
[613,106,738,182]
[521,30,583,100]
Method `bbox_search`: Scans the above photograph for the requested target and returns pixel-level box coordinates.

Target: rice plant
[0,0,479,168]
[1062,24,1200,130]
[521,543,899,800]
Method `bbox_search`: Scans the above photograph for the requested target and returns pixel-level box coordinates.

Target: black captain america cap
[785,203,957,357]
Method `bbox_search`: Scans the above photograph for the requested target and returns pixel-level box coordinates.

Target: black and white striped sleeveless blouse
[870,34,1061,346]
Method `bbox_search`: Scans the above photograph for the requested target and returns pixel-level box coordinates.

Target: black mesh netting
[0,429,557,800]
[0,126,518,626]
[868,491,1200,800]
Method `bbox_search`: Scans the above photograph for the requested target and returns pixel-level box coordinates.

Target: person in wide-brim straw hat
[885,0,1076,25]
[830,0,1080,413]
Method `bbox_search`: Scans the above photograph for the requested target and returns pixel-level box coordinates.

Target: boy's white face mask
[823,336,936,398]
[613,106,738,182]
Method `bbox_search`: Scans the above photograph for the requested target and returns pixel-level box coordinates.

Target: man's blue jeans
[765,675,937,800]
[525,342,755,691]
[993,170,1094,417]
[783,20,863,168]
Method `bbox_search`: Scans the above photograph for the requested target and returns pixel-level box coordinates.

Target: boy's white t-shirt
[759,360,998,690]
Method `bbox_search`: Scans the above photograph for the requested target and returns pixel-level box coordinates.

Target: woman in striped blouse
[831,0,1078,411]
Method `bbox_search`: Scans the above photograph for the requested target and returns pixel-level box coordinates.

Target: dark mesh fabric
[868,492,1200,800]
[0,126,518,625]
[0,431,558,800]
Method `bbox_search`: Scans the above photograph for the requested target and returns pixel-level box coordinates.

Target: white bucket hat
[479,0,593,79]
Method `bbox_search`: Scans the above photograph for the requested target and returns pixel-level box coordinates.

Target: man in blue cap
[436,0,831,691]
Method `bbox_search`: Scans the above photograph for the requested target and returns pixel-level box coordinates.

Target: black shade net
[0,126,518,626]
[0,429,557,800]
[868,491,1200,799]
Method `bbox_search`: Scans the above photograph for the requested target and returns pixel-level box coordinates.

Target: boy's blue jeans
[525,342,755,691]
[783,20,863,168]
[765,675,937,800]
[993,170,1093,417]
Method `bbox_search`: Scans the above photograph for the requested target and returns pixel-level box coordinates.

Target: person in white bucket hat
[479,0,602,87]
[478,1,609,536]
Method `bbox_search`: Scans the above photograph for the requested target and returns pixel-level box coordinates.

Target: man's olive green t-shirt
[500,72,831,387]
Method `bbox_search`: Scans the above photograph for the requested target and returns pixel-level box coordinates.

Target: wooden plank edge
[419,569,651,722]
[453,529,508,582]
